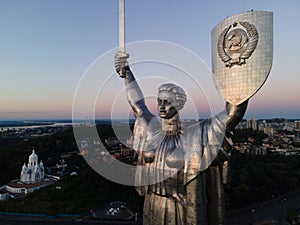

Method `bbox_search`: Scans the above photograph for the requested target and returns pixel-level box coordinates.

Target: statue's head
[157,83,187,119]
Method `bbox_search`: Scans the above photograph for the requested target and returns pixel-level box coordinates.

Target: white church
[0,149,56,200]
[20,149,45,183]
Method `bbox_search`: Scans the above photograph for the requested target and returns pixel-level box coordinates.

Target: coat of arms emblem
[218,21,258,67]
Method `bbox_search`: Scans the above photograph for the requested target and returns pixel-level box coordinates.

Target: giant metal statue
[115,4,273,224]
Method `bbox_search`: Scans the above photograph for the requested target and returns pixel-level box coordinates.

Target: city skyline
[0,0,299,120]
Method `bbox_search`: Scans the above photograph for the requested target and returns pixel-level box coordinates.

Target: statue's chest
[144,133,185,169]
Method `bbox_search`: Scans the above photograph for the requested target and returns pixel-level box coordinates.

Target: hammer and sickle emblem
[218,22,258,67]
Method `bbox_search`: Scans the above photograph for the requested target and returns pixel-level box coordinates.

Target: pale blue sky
[0,0,299,119]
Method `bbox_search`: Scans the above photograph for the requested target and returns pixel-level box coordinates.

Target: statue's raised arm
[114,51,153,119]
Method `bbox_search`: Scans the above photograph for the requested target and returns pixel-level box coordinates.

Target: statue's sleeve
[124,69,154,121]
[184,110,228,185]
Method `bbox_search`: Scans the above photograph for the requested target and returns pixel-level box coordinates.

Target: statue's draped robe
[134,110,229,225]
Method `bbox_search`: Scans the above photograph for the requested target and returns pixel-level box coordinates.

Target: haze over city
[0,0,299,120]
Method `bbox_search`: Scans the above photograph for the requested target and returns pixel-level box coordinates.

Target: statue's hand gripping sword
[118,0,129,78]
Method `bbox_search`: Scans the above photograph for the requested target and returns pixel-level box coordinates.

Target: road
[226,189,300,225]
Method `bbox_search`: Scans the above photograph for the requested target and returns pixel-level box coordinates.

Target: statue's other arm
[225,100,248,132]
[208,100,248,142]
[115,52,152,119]
[209,100,248,168]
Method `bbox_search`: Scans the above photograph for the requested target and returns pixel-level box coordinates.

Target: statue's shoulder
[133,116,161,151]
[134,115,161,134]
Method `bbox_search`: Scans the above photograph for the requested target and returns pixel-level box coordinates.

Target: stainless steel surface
[115,55,248,224]
[112,9,275,225]
[118,0,125,53]
[211,11,273,106]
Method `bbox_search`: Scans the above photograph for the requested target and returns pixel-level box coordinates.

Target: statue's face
[157,91,178,119]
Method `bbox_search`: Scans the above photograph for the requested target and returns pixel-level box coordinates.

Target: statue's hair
[158,83,187,110]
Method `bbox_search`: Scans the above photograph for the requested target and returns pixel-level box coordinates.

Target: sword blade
[118,0,125,52]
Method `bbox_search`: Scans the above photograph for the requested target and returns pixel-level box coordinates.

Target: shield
[211,11,273,106]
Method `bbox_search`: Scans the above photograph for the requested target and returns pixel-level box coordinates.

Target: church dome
[29,149,38,163]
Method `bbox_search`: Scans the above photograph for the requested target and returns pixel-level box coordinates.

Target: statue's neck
[162,113,181,135]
